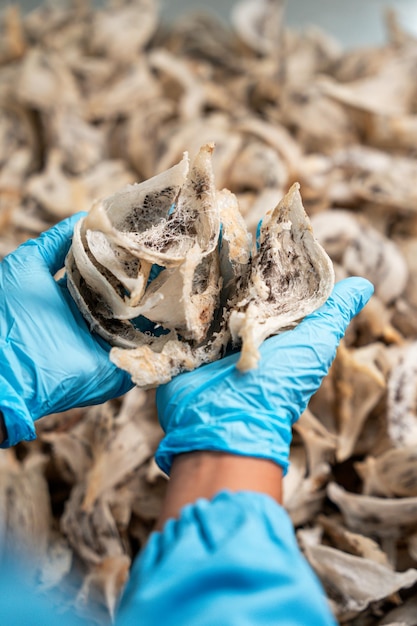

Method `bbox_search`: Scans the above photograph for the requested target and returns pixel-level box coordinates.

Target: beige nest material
[2,0,417,623]
[66,144,334,384]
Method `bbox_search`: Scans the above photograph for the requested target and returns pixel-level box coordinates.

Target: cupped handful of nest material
[66,144,334,388]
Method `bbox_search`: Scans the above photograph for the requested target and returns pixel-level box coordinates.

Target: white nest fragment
[67,148,334,387]
[303,542,417,622]
[283,445,331,527]
[229,183,335,371]
[327,482,417,539]
[355,445,417,498]
[311,209,408,304]
[232,0,285,56]
[386,341,417,447]
[332,341,386,462]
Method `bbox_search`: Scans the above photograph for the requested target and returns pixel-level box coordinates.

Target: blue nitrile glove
[0,214,133,447]
[155,277,373,475]
[117,491,337,626]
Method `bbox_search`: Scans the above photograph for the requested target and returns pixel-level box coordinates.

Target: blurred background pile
[9,0,417,47]
[1,1,417,624]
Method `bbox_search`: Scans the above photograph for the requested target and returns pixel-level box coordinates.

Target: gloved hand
[155,277,373,475]
[0,214,133,447]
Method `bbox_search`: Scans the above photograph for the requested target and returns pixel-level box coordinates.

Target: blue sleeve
[0,558,88,626]
[116,491,336,626]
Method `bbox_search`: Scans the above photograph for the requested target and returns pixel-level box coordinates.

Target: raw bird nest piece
[66,144,334,386]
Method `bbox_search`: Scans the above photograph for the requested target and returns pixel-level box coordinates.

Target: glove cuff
[0,375,36,447]
[155,419,292,476]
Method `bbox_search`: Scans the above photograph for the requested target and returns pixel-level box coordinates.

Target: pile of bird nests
[1,0,417,623]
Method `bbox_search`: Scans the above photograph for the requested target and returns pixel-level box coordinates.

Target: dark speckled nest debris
[1,1,417,624]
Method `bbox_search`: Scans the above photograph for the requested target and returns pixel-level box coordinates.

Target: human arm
[0,215,133,447]
[156,451,283,529]
[116,277,373,626]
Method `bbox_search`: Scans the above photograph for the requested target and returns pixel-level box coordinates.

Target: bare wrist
[156,451,283,529]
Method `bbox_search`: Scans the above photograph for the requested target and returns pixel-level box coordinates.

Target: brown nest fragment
[1,0,417,623]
